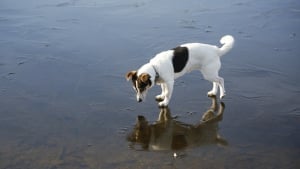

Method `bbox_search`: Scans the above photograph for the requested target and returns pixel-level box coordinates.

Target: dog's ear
[125,71,137,81]
[140,73,151,83]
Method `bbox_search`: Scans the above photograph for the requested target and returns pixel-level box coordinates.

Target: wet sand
[0,0,299,168]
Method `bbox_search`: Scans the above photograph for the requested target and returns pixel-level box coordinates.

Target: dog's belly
[173,63,199,79]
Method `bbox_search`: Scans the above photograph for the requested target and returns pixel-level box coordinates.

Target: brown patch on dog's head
[136,73,152,93]
[126,70,139,92]
[140,73,150,83]
[125,70,137,81]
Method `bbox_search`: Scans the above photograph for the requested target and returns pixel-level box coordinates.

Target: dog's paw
[220,93,226,99]
[155,95,165,102]
[207,91,217,97]
[158,100,169,107]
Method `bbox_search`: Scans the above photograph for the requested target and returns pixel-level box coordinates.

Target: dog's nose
[138,98,142,102]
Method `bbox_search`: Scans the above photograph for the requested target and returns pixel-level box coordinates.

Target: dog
[126,35,234,106]
[127,96,227,150]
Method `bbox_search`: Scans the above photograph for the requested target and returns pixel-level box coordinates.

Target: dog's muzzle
[136,94,144,103]
[136,90,147,103]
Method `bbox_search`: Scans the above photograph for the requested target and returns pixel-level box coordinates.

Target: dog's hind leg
[207,76,225,99]
[200,59,225,98]
[209,76,226,99]
[215,76,226,99]
[201,68,225,99]
[207,82,218,97]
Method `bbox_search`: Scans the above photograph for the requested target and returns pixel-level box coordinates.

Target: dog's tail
[218,35,234,57]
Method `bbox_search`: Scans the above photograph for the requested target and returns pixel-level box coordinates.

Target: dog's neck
[138,63,158,86]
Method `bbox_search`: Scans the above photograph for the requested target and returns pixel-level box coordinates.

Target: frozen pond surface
[0,0,299,168]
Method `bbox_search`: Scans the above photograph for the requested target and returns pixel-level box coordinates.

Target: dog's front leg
[156,84,166,101]
[158,81,174,107]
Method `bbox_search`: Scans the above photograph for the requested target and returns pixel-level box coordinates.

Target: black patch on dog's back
[172,46,189,73]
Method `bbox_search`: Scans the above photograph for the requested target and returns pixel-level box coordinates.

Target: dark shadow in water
[127,96,228,151]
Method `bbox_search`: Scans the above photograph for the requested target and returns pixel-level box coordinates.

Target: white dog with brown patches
[126,35,234,106]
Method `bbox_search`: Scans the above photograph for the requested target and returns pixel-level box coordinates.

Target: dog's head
[127,115,151,150]
[126,70,152,102]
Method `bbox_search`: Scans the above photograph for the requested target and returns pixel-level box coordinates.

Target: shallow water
[0,0,299,168]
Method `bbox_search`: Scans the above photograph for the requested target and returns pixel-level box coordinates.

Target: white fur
[136,35,234,106]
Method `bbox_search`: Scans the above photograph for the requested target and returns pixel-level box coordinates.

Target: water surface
[0,0,299,168]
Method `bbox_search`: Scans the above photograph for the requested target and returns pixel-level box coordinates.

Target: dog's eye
[138,82,147,88]
[138,83,149,92]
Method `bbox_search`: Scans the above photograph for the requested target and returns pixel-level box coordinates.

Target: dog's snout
[136,94,143,102]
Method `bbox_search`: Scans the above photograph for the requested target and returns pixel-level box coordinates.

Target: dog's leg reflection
[199,96,227,146]
[127,96,227,150]
[202,96,224,122]
[157,106,171,122]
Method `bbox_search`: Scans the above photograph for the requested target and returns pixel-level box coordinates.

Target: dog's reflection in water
[127,96,228,151]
